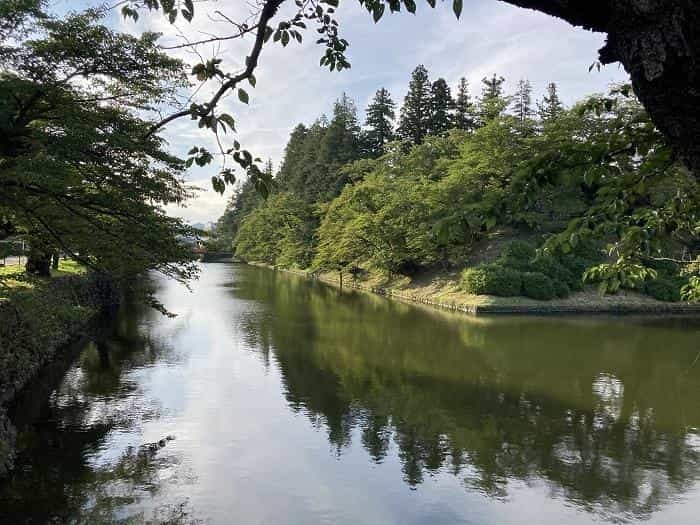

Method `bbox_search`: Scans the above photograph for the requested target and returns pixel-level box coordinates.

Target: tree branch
[147,0,285,137]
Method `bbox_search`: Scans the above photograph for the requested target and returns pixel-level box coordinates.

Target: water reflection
[0,282,199,524]
[0,264,698,524]
[234,268,700,522]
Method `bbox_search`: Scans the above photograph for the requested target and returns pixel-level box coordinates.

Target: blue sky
[57,0,629,223]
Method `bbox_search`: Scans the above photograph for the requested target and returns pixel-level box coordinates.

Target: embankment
[246,262,700,316]
[0,273,120,477]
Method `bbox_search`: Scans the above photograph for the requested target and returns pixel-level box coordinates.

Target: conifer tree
[429,78,453,136]
[276,124,309,194]
[537,82,564,123]
[478,74,507,124]
[307,94,361,201]
[512,79,534,124]
[364,88,396,156]
[398,65,432,145]
[453,77,475,132]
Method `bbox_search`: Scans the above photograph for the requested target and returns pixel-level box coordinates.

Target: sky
[58,0,629,224]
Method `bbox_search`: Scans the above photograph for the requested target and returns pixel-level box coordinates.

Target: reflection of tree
[234,267,700,521]
[0,287,192,523]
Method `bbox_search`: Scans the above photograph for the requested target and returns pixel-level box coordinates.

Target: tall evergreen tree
[512,79,534,124]
[398,65,432,145]
[276,123,309,194]
[364,88,396,156]
[429,78,453,136]
[537,82,564,123]
[453,77,475,132]
[308,93,361,201]
[478,74,508,124]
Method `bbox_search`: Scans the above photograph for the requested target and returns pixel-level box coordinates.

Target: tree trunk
[52,251,60,270]
[501,0,700,175]
[25,243,52,277]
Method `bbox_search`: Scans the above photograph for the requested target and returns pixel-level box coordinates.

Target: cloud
[105,0,628,223]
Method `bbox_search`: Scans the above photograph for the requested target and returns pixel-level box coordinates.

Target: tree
[537,82,564,123]
[118,0,699,179]
[364,88,396,157]
[478,74,508,124]
[311,93,362,200]
[453,77,475,132]
[398,65,432,145]
[0,4,196,290]
[235,192,315,267]
[276,124,309,194]
[512,79,534,125]
[429,78,453,136]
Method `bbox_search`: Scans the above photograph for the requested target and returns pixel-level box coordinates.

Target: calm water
[2,263,700,524]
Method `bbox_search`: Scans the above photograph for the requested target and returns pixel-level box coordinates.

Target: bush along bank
[0,272,120,477]
[459,240,695,303]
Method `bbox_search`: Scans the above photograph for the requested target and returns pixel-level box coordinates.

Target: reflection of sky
[39,264,694,524]
[49,0,628,223]
[128,270,587,524]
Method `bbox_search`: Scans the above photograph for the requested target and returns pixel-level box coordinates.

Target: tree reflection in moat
[235,268,700,522]
[0,288,199,524]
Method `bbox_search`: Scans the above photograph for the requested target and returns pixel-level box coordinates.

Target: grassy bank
[246,262,700,315]
[0,262,119,477]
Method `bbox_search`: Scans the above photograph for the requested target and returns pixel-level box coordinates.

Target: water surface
[1,263,700,524]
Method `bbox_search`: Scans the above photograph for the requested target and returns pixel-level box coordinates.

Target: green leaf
[212,176,225,194]
[238,88,249,104]
[404,0,416,14]
[372,4,385,22]
[248,75,256,87]
[453,0,463,18]
[218,114,236,132]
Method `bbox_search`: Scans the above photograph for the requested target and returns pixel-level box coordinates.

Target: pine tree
[478,73,507,124]
[307,93,361,201]
[512,79,534,124]
[429,78,453,136]
[364,87,396,156]
[453,77,475,132]
[398,64,432,145]
[321,93,361,166]
[537,82,564,123]
[276,123,308,194]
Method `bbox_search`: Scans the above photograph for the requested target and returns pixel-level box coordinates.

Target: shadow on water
[0,280,202,524]
[234,267,700,522]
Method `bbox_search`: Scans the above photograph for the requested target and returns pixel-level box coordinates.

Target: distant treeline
[213,66,699,302]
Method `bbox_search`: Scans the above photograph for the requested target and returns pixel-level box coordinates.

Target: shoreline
[0,272,120,477]
[244,261,700,316]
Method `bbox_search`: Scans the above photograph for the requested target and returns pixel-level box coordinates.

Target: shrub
[461,263,522,296]
[521,272,556,300]
[559,255,588,291]
[532,254,573,285]
[499,240,536,270]
[571,239,603,262]
[644,259,680,277]
[645,277,682,302]
[553,280,571,298]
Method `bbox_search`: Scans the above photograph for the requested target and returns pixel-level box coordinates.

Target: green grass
[0,259,85,297]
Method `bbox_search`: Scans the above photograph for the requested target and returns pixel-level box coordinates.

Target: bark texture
[500,0,700,175]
